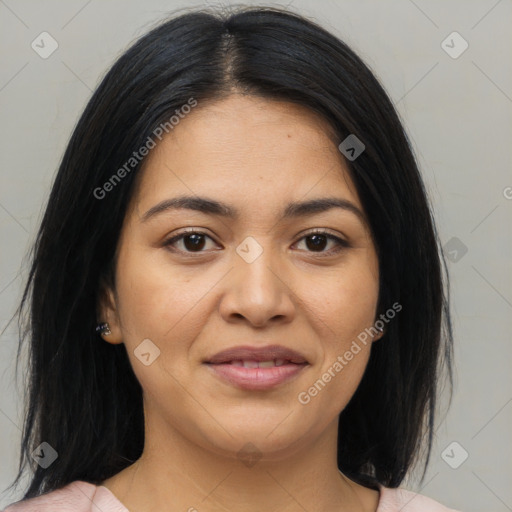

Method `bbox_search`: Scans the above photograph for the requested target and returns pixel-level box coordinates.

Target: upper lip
[205,345,309,364]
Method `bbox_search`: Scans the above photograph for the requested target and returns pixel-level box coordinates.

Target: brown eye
[164,231,217,253]
[305,234,329,251]
[295,231,349,256]
[163,229,349,257]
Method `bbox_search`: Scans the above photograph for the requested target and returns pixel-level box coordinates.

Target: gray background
[0,0,511,510]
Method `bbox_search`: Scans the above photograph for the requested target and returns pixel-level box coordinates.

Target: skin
[98,94,384,512]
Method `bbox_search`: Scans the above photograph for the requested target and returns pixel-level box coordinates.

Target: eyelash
[163,228,349,257]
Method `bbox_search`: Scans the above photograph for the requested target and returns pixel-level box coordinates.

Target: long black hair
[5,4,454,499]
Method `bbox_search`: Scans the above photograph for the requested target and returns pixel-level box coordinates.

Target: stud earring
[95,322,111,336]
[375,325,386,337]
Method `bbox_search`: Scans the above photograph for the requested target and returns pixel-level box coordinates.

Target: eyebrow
[140,195,366,226]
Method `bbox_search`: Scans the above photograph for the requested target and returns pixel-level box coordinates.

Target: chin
[196,417,316,462]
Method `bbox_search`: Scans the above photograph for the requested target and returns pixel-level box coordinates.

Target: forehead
[130,94,363,218]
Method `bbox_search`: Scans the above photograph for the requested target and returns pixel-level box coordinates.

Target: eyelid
[298,227,348,241]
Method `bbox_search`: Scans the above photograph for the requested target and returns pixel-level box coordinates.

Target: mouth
[204,361,308,390]
[203,345,309,390]
[204,344,309,365]
[213,359,299,368]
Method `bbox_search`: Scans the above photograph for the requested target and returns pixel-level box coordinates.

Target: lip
[203,344,309,391]
[205,362,307,390]
[205,344,308,364]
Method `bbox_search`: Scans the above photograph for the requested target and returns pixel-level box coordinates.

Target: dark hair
[6,3,454,500]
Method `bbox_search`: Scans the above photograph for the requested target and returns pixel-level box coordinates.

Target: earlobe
[373,324,386,342]
[96,280,123,345]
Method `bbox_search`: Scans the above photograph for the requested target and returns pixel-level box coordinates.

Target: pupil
[184,234,205,251]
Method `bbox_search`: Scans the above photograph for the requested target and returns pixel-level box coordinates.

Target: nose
[218,245,296,328]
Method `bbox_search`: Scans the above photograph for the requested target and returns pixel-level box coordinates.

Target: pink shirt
[1,480,461,511]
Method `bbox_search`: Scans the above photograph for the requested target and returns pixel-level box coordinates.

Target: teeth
[243,360,259,368]
[228,359,289,368]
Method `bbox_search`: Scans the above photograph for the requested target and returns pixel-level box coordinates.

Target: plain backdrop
[0,1,511,510]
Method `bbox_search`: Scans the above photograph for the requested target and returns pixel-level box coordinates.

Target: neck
[101,417,379,512]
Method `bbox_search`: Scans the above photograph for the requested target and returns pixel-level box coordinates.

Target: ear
[96,276,123,345]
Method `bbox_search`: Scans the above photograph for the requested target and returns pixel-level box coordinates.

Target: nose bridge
[235,234,283,297]
[219,234,294,325]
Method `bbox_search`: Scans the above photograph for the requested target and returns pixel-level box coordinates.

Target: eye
[163,228,349,256]
[163,229,218,254]
[294,229,349,256]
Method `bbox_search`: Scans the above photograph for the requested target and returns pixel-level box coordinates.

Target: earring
[95,322,111,336]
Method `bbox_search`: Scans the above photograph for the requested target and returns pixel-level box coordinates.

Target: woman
[3,5,459,512]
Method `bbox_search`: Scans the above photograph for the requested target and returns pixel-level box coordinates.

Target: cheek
[113,250,212,406]
[302,256,379,344]
[294,257,378,409]
[114,244,209,359]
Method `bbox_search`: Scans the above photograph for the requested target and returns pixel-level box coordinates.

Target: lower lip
[204,362,308,390]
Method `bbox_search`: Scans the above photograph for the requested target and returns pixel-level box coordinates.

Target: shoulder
[2,480,128,512]
[377,484,462,512]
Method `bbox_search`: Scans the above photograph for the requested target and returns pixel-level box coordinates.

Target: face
[99,94,383,462]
